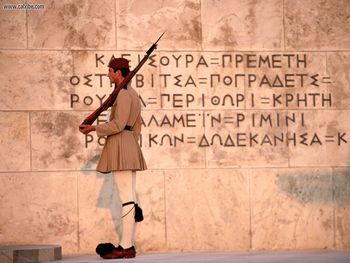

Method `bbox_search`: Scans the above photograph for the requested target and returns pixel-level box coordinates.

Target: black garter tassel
[134,203,144,222]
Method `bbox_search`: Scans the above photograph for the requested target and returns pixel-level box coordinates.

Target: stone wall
[0,0,349,255]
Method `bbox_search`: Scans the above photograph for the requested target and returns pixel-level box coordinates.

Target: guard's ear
[115,69,122,77]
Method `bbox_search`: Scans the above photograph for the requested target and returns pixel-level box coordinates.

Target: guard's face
[108,67,120,84]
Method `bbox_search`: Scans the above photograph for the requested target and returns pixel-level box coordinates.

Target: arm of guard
[95,90,132,137]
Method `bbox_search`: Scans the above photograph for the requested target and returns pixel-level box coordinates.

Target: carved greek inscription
[69,52,345,150]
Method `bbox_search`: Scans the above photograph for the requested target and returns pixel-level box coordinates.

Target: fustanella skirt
[96,130,147,173]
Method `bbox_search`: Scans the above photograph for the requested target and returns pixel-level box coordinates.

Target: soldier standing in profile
[79,57,147,259]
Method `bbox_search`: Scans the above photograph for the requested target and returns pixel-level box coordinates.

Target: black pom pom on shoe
[95,243,116,257]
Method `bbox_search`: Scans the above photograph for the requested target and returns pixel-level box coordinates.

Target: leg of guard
[113,170,136,249]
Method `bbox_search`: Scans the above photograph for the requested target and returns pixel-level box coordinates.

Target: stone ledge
[0,245,61,263]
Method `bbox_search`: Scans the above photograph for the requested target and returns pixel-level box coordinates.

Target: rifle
[81,32,165,125]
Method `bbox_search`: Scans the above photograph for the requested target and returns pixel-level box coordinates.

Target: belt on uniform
[124,125,132,131]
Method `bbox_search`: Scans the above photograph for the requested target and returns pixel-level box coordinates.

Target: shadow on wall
[82,155,123,239]
[276,170,350,205]
[96,172,123,238]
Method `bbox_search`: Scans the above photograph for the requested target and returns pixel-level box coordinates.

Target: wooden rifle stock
[81,32,165,125]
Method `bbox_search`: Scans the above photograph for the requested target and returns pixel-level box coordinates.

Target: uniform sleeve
[95,90,131,137]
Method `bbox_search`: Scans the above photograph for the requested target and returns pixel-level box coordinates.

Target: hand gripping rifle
[81,32,165,125]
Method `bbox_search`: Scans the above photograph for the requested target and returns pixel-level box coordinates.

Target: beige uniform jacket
[95,87,147,173]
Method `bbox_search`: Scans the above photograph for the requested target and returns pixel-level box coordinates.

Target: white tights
[112,170,136,248]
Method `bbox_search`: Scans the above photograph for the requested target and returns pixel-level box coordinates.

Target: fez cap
[108,58,130,69]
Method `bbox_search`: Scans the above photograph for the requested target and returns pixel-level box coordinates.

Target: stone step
[0,245,61,263]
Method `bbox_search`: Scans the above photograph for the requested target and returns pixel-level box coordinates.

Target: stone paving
[50,251,350,263]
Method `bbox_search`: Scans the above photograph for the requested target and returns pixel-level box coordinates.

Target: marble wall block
[251,168,334,249]
[0,248,13,263]
[285,0,350,50]
[0,245,61,263]
[140,110,206,169]
[31,111,101,171]
[202,0,283,50]
[28,0,115,49]
[0,51,73,110]
[165,169,250,251]
[327,52,350,109]
[0,112,30,171]
[0,172,78,254]
[288,110,350,167]
[205,110,289,168]
[77,171,120,253]
[116,0,202,50]
[244,52,328,110]
[334,168,350,249]
[0,0,26,48]
[71,51,160,111]
[135,170,166,252]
